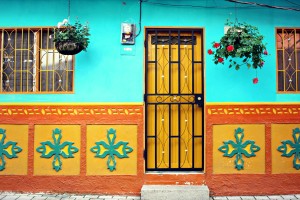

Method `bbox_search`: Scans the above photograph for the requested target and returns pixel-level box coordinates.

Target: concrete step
[141,185,209,200]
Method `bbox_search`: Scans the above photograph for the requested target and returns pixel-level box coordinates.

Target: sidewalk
[211,195,300,200]
[0,192,299,200]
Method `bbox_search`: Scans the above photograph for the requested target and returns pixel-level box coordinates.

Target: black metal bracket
[143,149,146,160]
[195,94,204,107]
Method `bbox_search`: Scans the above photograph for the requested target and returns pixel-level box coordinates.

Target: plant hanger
[208,4,268,83]
[53,0,90,55]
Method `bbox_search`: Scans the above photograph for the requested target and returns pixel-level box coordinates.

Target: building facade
[0,0,299,196]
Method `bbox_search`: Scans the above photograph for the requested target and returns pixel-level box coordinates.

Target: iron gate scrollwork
[144,28,204,171]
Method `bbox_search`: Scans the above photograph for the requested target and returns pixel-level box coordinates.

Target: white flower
[62,19,68,24]
[57,22,63,28]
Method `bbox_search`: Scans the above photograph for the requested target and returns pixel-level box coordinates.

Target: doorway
[144,28,204,171]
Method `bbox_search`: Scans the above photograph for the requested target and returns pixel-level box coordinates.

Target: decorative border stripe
[0,106,143,117]
[207,105,300,115]
[2,104,300,116]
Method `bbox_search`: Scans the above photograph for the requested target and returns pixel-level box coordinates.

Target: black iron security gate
[144,28,204,171]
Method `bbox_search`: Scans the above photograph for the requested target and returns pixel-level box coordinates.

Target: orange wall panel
[206,104,300,196]
[0,104,144,195]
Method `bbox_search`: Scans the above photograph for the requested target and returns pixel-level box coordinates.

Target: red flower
[253,77,259,84]
[260,61,264,66]
[227,45,234,52]
[207,49,214,55]
[213,42,220,48]
[218,57,224,63]
[263,50,268,55]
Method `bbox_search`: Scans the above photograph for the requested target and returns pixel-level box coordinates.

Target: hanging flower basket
[208,20,268,70]
[53,19,90,55]
[55,41,84,55]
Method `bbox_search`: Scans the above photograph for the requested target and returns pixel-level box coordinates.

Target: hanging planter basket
[53,18,90,56]
[53,0,90,55]
[55,41,84,55]
[208,20,268,70]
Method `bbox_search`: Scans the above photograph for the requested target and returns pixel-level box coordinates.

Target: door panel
[145,29,204,171]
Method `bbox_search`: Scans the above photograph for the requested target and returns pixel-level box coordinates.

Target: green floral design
[277,128,300,170]
[91,128,133,172]
[218,127,260,170]
[36,128,79,172]
[0,128,22,171]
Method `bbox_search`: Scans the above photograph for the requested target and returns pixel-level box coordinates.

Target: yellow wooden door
[145,29,204,171]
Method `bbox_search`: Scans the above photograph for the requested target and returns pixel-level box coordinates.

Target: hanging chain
[68,0,71,20]
[234,2,238,24]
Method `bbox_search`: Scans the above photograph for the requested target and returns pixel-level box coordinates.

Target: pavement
[0,192,299,200]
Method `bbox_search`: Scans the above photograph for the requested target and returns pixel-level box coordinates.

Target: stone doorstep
[141,185,209,200]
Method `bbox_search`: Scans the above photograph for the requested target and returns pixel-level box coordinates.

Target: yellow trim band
[0,102,144,106]
[206,102,300,105]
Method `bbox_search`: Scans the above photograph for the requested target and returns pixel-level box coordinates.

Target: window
[276,28,300,92]
[1,28,74,93]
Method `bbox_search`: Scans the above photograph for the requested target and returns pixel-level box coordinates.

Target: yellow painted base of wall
[0,125,28,175]
[34,125,81,175]
[86,125,137,175]
[213,124,265,174]
[272,124,300,174]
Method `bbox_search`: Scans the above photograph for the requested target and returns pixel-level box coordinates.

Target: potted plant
[53,19,90,55]
[208,20,268,83]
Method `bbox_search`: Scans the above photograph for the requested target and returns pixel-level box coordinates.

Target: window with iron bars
[1,28,73,93]
[276,28,300,92]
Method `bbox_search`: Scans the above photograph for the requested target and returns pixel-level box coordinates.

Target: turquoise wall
[0,0,300,103]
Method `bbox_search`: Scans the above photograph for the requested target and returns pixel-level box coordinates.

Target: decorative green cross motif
[36,128,79,172]
[90,128,133,172]
[218,127,260,170]
[0,128,22,171]
[277,128,300,170]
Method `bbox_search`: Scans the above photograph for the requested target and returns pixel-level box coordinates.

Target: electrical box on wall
[121,23,136,45]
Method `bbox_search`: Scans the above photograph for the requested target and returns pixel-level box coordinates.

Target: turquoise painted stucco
[0,0,300,103]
